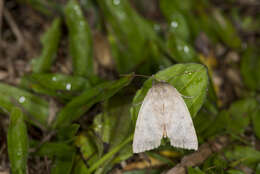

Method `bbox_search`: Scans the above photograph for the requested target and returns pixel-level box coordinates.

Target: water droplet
[19,96,26,103]
[52,77,57,81]
[117,11,125,20]
[177,45,182,51]
[153,24,160,31]
[79,21,85,27]
[66,83,72,91]
[171,21,178,28]
[74,5,81,16]
[113,0,120,5]
[184,46,189,53]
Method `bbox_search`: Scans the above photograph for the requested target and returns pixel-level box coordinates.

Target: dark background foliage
[0,0,260,174]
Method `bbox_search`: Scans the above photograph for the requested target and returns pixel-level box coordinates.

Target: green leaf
[75,132,100,166]
[252,108,260,139]
[201,110,229,138]
[241,46,260,90]
[256,163,260,174]
[98,0,169,74]
[65,0,94,78]
[32,18,61,73]
[202,154,228,173]
[20,73,91,100]
[51,152,75,174]
[32,141,76,160]
[91,95,134,173]
[187,167,205,174]
[227,98,258,135]
[167,35,198,62]
[73,158,89,174]
[87,135,133,174]
[7,107,29,174]
[167,11,191,41]
[225,146,260,165]
[212,9,241,49]
[131,63,209,123]
[53,74,134,128]
[145,151,174,166]
[122,169,163,174]
[57,123,80,141]
[160,1,191,41]
[227,170,245,174]
[160,0,193,14]
[0,83,49,128]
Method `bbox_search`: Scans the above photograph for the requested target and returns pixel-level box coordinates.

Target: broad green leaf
[32,141,75,160]
[20,73,91,100]
[167,35,198,62]
[187,167,205,174]
[131,63,208,123]
[241,46,260,90]
[53,74,134,128]
[227,98,258,135]
[65,0,94,78]
[51,152,75,174]
[225,146,260,165]
[7,107,29,174]
[0,83,49,128]
[252,108,260,139]
[32,18,61,73]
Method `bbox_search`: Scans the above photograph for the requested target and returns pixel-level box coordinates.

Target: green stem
[87,134,133,174]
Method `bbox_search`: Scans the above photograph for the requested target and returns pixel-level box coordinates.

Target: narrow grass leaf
[65,0,94,78]
[20,73,91,100]
[53,74,134,128]
[7,107,29,174]
[0,83,49,128]
[32,18,61,73]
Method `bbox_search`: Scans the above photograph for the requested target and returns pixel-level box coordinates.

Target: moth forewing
[133,82,198,153]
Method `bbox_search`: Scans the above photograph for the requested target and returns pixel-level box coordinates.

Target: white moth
[133,82,198,153]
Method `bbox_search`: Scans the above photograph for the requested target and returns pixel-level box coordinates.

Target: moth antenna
[120,73,150,79]
[181,94,193,99]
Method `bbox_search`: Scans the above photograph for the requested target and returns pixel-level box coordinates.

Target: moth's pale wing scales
[133,87,164,153]
[164,85,198,150]
[133,82,198,153]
